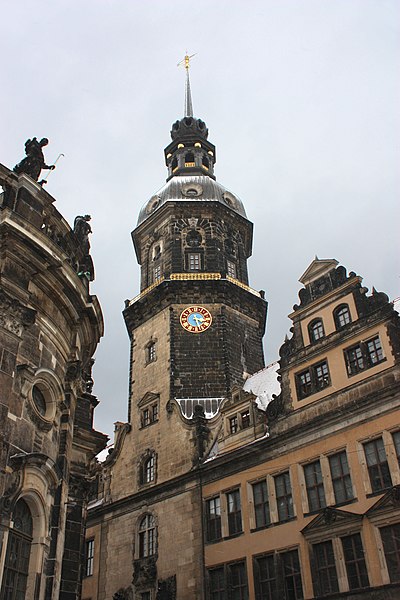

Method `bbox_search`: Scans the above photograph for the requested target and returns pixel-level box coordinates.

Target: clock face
[180,306,212,334]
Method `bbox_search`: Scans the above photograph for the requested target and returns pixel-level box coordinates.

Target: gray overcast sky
[1,1,399,441]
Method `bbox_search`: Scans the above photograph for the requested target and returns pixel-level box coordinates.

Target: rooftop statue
[13,138,55,181]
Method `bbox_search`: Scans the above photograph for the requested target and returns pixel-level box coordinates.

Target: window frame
[84,538,95,578]
[363,437,392,493]
[252,479,271,530]
[312,540,339,596]
[333,304,351,329]
[341,532,370,590]
[138,514,156,558]
[274,471,294,523]
[308,319,325,343]
[304,460,326,513]
[205,496,222,543]
[344,335,385,377]
[295,360,331,400]
[328,450,354,505]
[226,489,243,536]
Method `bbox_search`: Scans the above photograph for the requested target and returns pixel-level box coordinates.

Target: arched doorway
[0,498,33,600]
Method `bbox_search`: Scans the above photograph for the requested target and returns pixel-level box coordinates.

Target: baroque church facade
[1,65,400,600]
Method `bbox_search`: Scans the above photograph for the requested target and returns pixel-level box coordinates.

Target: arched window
[139,515,156,558]
[144,456,155,483]
[139,452,157,485]
[0,499,33,600]
[171,157,178,172]
[202,156,209,169]
[334,304,352,329]
[309,319,325,343]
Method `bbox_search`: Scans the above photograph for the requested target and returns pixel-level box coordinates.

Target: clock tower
[123,65,267,422]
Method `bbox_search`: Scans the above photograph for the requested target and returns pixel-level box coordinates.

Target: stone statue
[73,215,92,255]
[13,138,55,181]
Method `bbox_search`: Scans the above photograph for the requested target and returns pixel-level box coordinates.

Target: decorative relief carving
[156,575,176,600]
[113,587,133,600]
[0,289,36,337]
[133,556,157,589]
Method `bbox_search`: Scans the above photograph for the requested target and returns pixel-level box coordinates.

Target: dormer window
[334,304,351,329]
[309,319,325,343]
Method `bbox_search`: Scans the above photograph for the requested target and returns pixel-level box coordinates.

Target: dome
[137,175,247,225]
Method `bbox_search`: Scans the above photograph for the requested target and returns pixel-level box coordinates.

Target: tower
[124,57,267,420]
[83,59,267,600]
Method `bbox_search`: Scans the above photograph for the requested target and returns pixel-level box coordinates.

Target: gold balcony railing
[128,273,261,306]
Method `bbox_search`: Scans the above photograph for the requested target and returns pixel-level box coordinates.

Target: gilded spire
[177,52,196,118]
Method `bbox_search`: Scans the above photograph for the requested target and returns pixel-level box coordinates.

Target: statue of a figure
[73,215,92,255]
[13,138,55,181]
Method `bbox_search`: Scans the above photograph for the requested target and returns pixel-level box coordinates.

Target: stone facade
[0,163,107,600]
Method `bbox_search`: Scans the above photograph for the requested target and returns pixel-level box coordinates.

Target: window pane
[363,438,392,492]
[380,524,400,583]
[341,533,369,590]
[310,320,324,342]
[274,472,294,521]
[313,541,339,595]
[304,461,326,512]
[209,567,226,600]
[281,549,303,599]
[335,305,351,328]
[189,253,201,270]
[227,490,242,535]
[254,554,276,600]
[229,562,248,600]
[366,336,384,365]
[314,361,330,391]
[206,497,222,542]
[252,481,270,528]
[329,451,353,504]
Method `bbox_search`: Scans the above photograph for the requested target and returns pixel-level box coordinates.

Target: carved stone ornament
[156,575,176,600]
[322,508,337,525]
[0,470,23,517]
[146,196,161,215]
[181,183,202,198]
[113,587,133,600]
[0,289,36,337]
[133,556,157,589]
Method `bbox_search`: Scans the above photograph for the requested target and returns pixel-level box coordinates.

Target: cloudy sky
[1,1,399,440]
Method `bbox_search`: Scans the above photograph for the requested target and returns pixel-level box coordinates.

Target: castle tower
[124,58,267,420]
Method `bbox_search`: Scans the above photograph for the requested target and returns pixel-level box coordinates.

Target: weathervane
[177,52,196,118]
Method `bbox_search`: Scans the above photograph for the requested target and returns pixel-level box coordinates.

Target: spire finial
[177,52,196,118]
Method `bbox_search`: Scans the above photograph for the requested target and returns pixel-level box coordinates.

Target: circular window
[181,183,203,198]
[32,385,46,416]
[222,192,238,209]
[146,196,160,215]
[186,230,202,247]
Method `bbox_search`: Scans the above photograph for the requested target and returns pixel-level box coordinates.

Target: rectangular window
[313,540,339,596]
[241,410,250,429]
[392,431,400,466]
[227,489,242,535]
[341,533,369,590]
[253,554,276,600]
[229,415,238,434]
[344,335,384,376]
[363,437,392,492]
[252,480,270,529]
[206,497,222,543]
[274,472,294,522]
[153,264,161,280]
[85,539,94,577]
[228,561,248,600]
[188,253,201,271]
[304,460,326,512]
[141,403,159,428]
[281,549,304,599]
[329,451,354,504]
[227,261,237,278]
[208,567,225,600]
[380,523,400,583]
[147,342,156,363]
[296,361,330,400]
